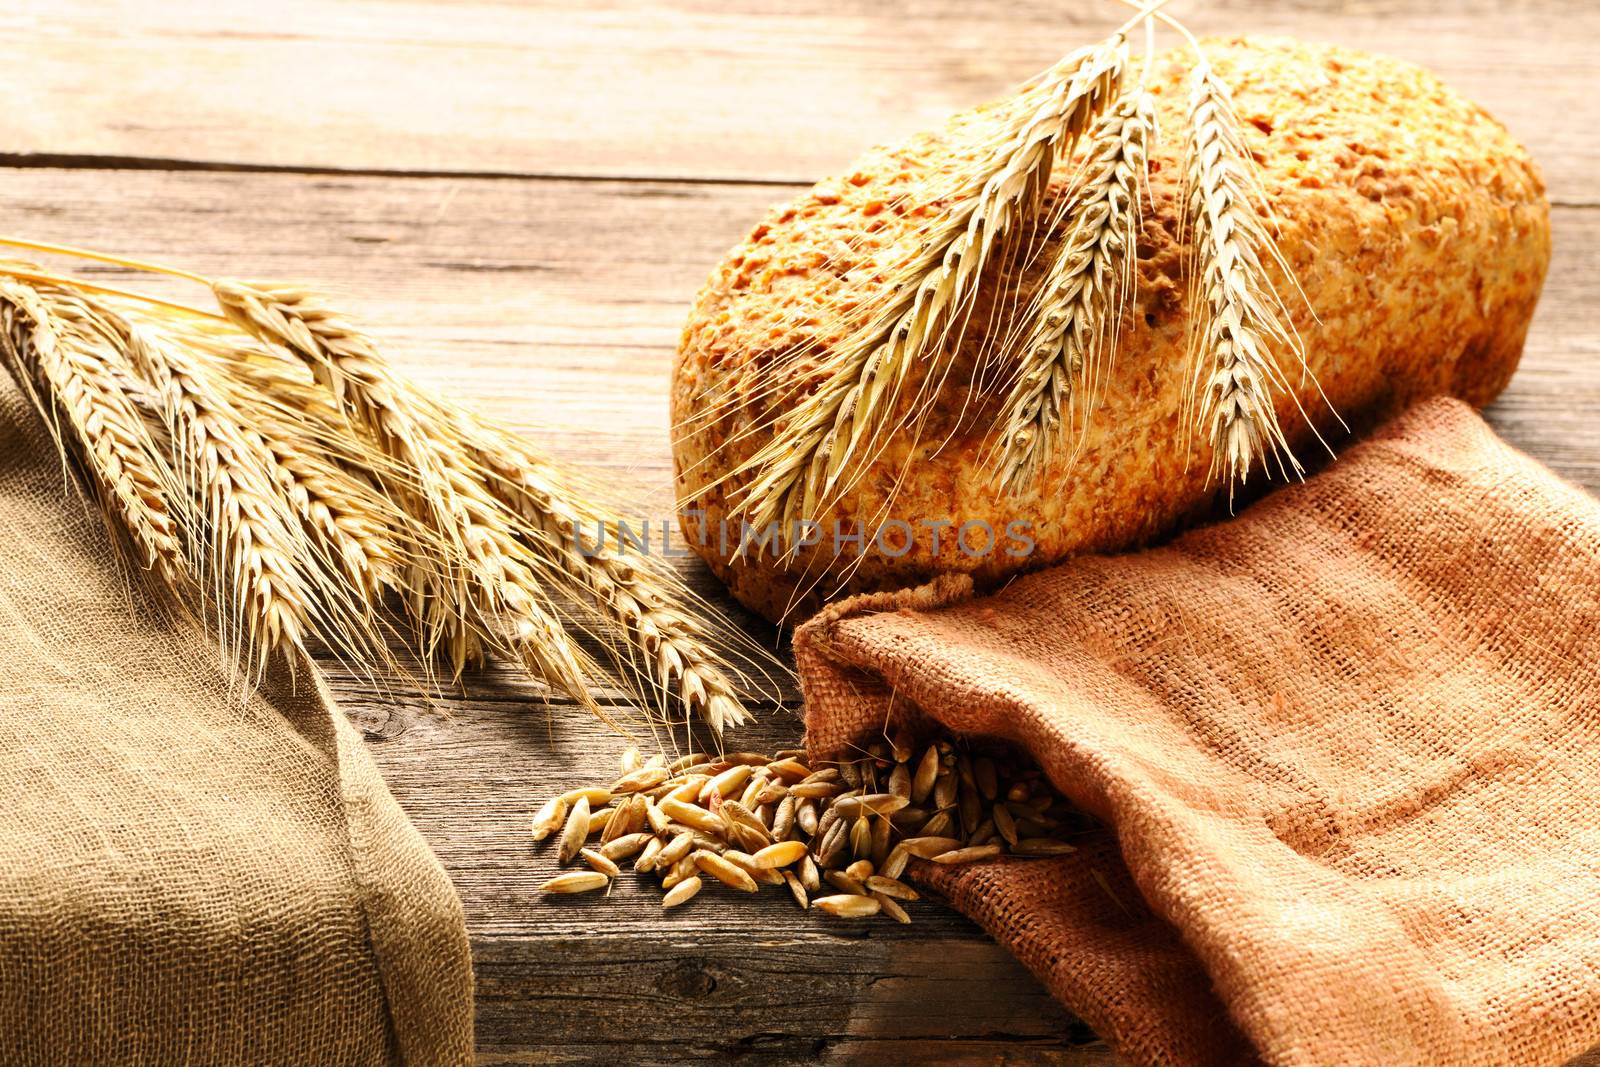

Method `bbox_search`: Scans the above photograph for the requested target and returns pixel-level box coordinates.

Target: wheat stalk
[0,240,780,733]
[254,431,400,603]
[0,279,186,584]
[213,282,763,731]
[992,90,1155,492]
[120,320,324,671]
[1,276,400,675]
[453,417,753,734]
[1183,62,1304,483]
[735,37,1128,543]
[109,302,407,612]
[211,279,599,703]
[208,280,768,732]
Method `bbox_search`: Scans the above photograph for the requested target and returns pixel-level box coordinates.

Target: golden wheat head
[992,89,1155,493]
[735,36,1129,549]
[1182,62,1308,484]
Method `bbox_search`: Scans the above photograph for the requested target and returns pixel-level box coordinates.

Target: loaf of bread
[672,37,1550,624]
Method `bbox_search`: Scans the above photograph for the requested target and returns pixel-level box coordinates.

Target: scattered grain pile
[533,733,1087,921]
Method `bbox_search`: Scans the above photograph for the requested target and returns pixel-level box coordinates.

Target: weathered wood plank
[10,1,1596,203]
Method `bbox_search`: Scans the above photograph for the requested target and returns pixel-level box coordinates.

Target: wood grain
[8,1,1595,203]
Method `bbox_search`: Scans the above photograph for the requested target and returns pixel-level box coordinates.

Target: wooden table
[11,1,1596,1061]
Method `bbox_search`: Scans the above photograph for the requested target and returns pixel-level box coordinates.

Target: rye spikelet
[454,419,752,733]
[737,37,1128,543]
[993,90,1155,492]
[253,432,400,605]
[123,323,328,670]
[0,279,186,584]
[1183,62,1304,483]
[211,279,596,702]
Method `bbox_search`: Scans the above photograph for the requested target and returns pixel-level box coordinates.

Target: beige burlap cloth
[0,378,473,1059]
[796,397,1600,1067]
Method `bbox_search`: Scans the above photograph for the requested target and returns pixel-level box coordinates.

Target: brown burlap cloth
[0,380,473,1058]
[795,397,1600,1067]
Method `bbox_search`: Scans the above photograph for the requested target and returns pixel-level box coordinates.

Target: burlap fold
[795,398,1600,1067]
[0,375,473,1060]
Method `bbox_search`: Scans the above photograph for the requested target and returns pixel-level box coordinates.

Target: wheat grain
[531,796,567,842]
[930,843,1005,865]
[994,90,1155,492]
[781,870,809,909]
[866,874,919,900]
[533,735,1094,922]
[661,875,702,908]
[692,850,759,892]
[656,831,695,868]
[619,745,643,775]
[585,805,616,839]
[1183,62,1305,484]
[598,832,653,862]
[580,848,622,878]
[736,38,1129,544]
[751,840,808,868]
[612,766,671,794]
[540,871,610,895]
[813,894,881,919]
[879,846,910,881]
[559,786,613,807]
[825,869,868,896]
[706,764,752,799]
[633,835,664,873]
[557,795,591,865]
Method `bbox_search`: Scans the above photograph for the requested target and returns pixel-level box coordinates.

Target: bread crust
[671,37,1551,624]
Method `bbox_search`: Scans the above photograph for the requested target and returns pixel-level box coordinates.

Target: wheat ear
[0,280,186,584]
[254,433,400,604]
[106,297,408,612]
[456,420,753,734]
[1183,63,1304,483]
[736,38,1128,543]
[120,322,326,671]
[211,280,597,703]
[993,90,1155,492]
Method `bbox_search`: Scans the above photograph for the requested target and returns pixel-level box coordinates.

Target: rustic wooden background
[9,1,1596,1062]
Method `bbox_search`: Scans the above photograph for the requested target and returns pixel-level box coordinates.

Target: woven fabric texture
[795,398,1600,1067]
[0,372,473,1061]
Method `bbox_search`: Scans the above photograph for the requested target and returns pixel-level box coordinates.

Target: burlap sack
[0,376,473,1060]
[796,397,1600,1067]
